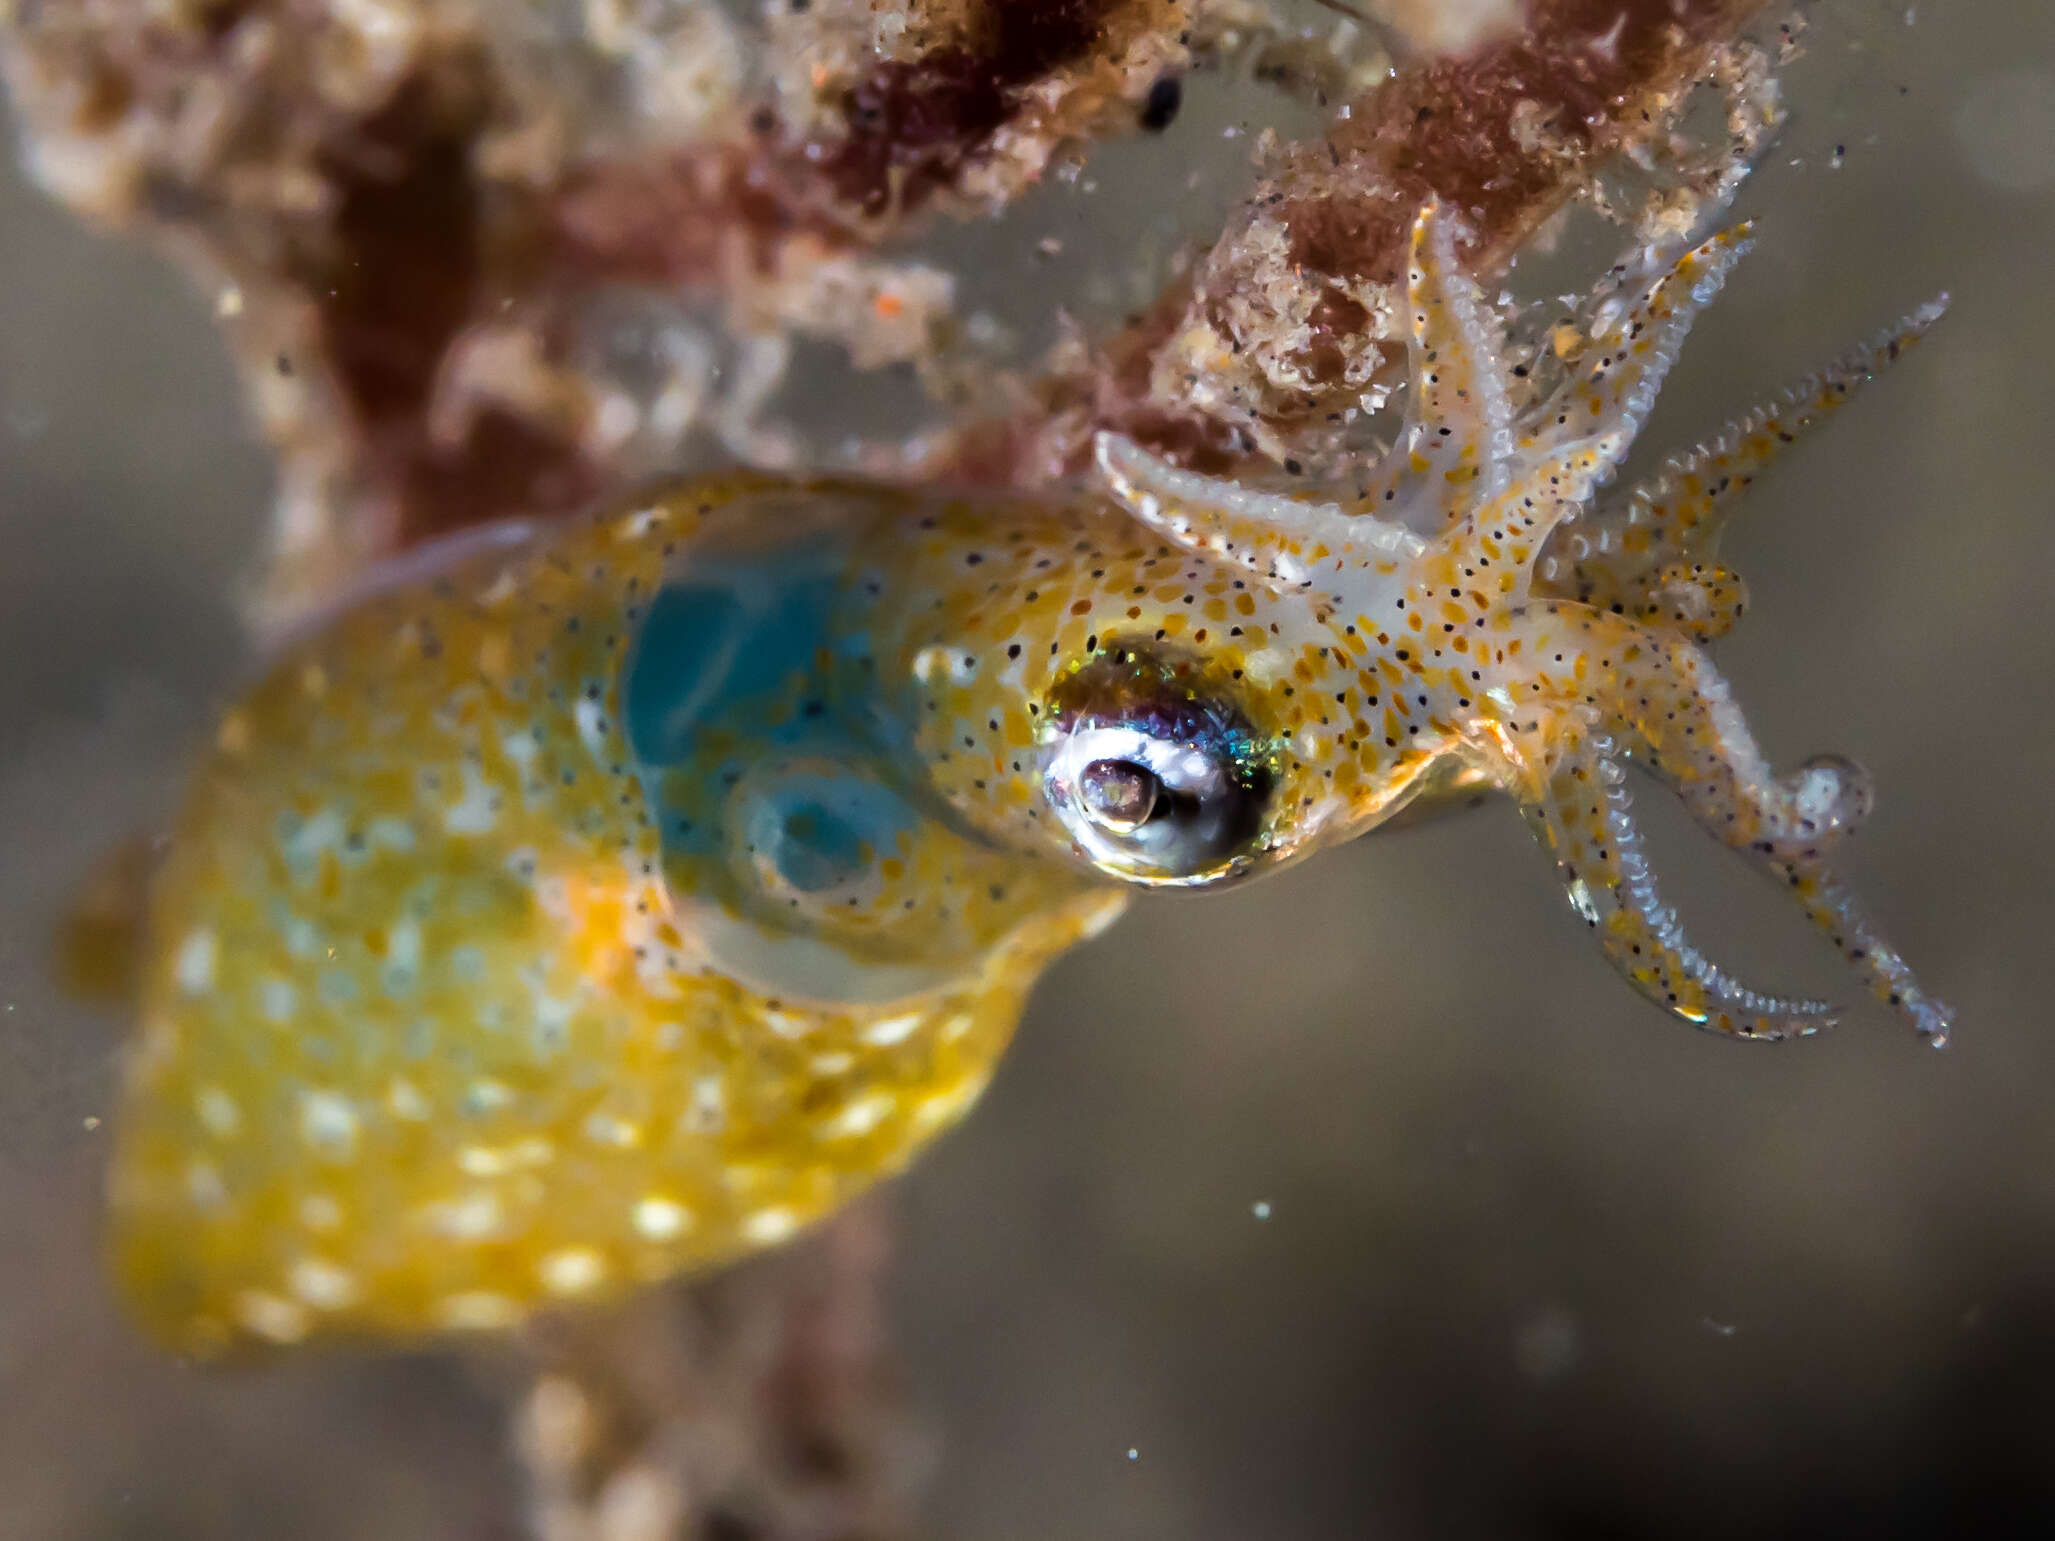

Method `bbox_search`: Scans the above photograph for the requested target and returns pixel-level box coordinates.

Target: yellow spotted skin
[113,473,1123,1355]
[112,205,1952,1356]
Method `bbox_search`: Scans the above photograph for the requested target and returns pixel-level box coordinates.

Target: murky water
[3,2,2053,1534]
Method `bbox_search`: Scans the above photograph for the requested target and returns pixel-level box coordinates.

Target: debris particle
[1140,75,1182,132]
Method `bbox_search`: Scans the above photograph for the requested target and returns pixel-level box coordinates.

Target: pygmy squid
[106,205,1950,1354]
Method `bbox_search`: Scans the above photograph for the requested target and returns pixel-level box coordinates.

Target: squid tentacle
[1631,560,1750,644]
[1418,230,1757,598]
[1537,295,1949,614]
[1769,856,1955,1045]
[1520,721,1837,1041]
[1515,601,1873,857]
[1527,225,1756,473]
[1094,430,1425,593]
[1348,201,1518,531]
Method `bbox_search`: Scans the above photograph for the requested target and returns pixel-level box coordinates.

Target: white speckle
[576,696,610,759]
[216,284,244,318]
[761,1008,813,1040]
[459,1137,554,1176]
[911,645,949,684]
[235,1290,311,1344]
[686,1075,726,1133]
[386,1077,430,1120]
[186,1160,228,1210]
[1702,1316,1740,1338]
[531,995,576,1056]
[501,729,540,766]
[464,1077,515,1115]
[913,644,981,687]
[195,1085,242,1138]
[81,1115,101,1132]
[860,1011,924,1047]
[174,930,218,995]
[633,1196,693,1241]
[1127,1448,1140,1462]
[283,806,347,861]
[583,1113,644,1149]
[438,1292,524,1330]
[741,1207,800,1246]
[365,817,416,852]
[298,1193,345,1232]
[540,1247,608,1295]
[289,1257,361,1310]
[386,919,422,973]
[823,1092,897,1140]
[298,1090,359,1160]
[425,1190,506,1241]
[259,977,298,1024]
[615,507,665,540]
[443,762,501,835]
[1251,1200,1273,1221]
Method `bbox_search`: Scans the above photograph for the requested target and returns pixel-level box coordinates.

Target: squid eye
[1077,758,1161,833]
[1041,646,1272,885]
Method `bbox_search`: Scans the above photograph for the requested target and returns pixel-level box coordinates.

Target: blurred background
[4,0,2054,1535]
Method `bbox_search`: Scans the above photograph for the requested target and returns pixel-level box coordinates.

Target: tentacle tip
[1878,294,1951,353]
[1786,753,1876,844]
[1410,197,1480,262]
[1911,999,1956,1049]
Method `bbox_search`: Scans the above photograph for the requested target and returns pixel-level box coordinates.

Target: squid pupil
[1079,758,1162,833]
